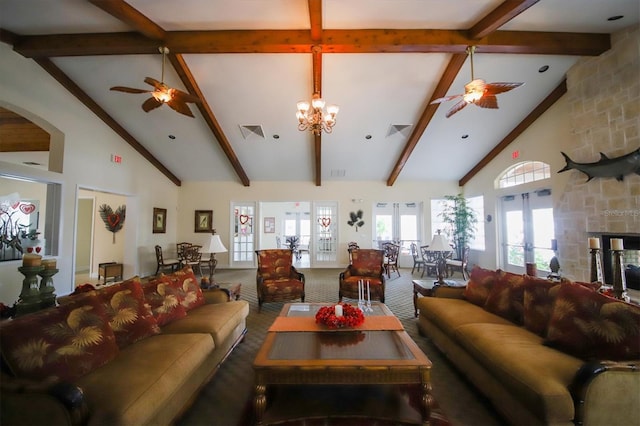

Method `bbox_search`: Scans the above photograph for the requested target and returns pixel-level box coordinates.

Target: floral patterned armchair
[339,249,386,303]
[255,249,305,311]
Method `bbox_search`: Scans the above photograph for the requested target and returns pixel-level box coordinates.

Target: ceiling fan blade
[110,86,150,94]
[430,94,463,105]
[445,99,469,118]
[167,99,195,118]
[484,82,523,96]
[475,95,499,109]
[171,89,201,104]
[141,97,163,113]
[144,76,164,90]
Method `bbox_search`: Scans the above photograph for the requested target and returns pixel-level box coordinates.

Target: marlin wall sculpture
[558,148,640,182]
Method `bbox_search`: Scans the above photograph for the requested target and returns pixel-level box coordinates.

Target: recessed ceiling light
[538,65,549,73]
[607,15,624,21]
[365,134,372,140]
[168,135,176,140]
[273,134,280,139]
[461,134,469,139]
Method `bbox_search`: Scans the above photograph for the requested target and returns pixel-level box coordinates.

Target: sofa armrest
[570,360,640,426]
[432,285,466,299]
[202,288,232,304]
[1,374,88,426]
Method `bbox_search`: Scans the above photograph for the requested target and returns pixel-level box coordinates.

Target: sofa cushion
[257,249,293,279]
[0,294,119,382]
[161,300,249,347]
[545,282,640,360]
[162,266,205,312]
[60,278,160,348]
[463,266,498,306]
[142,276,187,326]
[75,333,214,426]
[417,297,512,337]
[523,276,561,336]
[484,271,526,324]
[454,322,583,424]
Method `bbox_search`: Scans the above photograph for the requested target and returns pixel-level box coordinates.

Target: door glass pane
[233,204,254,263]
[532,208,555,272]
[375,214,392,242]
[315,203,337,263]
[505,210,524,267]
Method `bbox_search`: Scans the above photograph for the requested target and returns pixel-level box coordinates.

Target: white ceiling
[1,0,638,185]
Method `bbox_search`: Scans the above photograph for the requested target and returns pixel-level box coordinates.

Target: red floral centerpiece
[315,303,365,329]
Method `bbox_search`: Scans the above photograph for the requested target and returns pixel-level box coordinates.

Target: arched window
[498,161,550,188]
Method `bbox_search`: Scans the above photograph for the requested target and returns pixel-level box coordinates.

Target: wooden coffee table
[253,303,433,425]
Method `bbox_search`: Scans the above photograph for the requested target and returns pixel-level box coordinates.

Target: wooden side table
[412,279,465,317]
[216,282,242,301]
[98,262,123,285]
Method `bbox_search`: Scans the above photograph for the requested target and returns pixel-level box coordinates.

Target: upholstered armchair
[339,249,386,303]
[255,249,305,311]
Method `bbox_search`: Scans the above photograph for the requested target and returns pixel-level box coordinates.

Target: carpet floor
[176,268,505,426]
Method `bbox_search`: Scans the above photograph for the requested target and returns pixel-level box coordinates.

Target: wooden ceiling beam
[311,46,323,186]
[12,30,610,57]
[169,54,250,186]
[468,0,540,40]
[308,0,323,41]
[88,0,166,40]
[386,53,468,186]
[32,57,182,186]
[458,79,568,186]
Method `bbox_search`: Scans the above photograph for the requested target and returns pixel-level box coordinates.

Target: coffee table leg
[421,371,434,425]
[254,383,266,425]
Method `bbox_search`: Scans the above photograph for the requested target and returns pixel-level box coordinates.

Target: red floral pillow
[0,294,119,381]
[351,250,384,276]
[257,249,293,280]
[141,276,187,326]
[463,266,498,307]
[545,282,640,360]
[523,276,561,336]
[484,271,526,324]
[163,266,205,312]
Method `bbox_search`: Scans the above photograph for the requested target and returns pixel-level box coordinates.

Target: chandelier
[296,93,339,136]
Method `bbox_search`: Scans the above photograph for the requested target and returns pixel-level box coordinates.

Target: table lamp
[429,230,452,286]
[207,231,227,285]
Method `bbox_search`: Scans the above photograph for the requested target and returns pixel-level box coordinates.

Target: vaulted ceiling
[1,0,637,187]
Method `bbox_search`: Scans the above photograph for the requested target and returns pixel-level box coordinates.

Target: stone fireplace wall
[555,25,639,282]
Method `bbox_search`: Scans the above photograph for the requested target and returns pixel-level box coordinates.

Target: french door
[373,202,421,266]
[231,202,256,267]
[500,190,555,274]
[312,202,338,267]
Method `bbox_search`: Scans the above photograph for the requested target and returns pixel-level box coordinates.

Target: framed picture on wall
[195,210,213,233]
[153,208,167,233]
[264,217,275,233]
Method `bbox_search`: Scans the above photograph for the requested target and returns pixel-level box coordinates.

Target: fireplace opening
[598,234,640,290]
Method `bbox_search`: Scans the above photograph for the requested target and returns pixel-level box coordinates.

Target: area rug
[237,384,451,426]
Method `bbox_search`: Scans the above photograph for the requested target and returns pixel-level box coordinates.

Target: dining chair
[420,245,438,278]
[182,245,203,276]
[447,246,471,280]
[410,242,425,274]
[154,245,181,275]
[383,242,400,278]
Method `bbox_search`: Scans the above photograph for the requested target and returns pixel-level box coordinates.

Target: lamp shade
[429,233,452,252]
[207,234,227,253]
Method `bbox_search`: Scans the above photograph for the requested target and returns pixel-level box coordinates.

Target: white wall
[0,43,180,304]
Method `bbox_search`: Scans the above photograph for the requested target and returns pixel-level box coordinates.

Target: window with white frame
[498,161,550,188]
[430,195,485,251]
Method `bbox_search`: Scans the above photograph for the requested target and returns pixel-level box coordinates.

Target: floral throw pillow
[0,294,119,381]
[523,276,561,336]
[463,266,497,307]
[142,276,187,326]
[545,282,640,360]
[163,266,205,312]
[483,271,526,324]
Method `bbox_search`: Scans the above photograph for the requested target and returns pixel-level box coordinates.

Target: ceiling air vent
[386,124,412,138]
[239,125,265,140]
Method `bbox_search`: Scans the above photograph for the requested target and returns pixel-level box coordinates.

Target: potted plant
[439,194,478,260]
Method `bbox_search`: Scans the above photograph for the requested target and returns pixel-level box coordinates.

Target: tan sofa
[0,268,249,426]
[417,267,640,426]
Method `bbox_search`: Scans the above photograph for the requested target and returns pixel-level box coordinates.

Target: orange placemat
[268,315,404,332]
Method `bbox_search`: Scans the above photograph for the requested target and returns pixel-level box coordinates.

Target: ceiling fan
[431,46,524,118]
[110,47,200,118]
